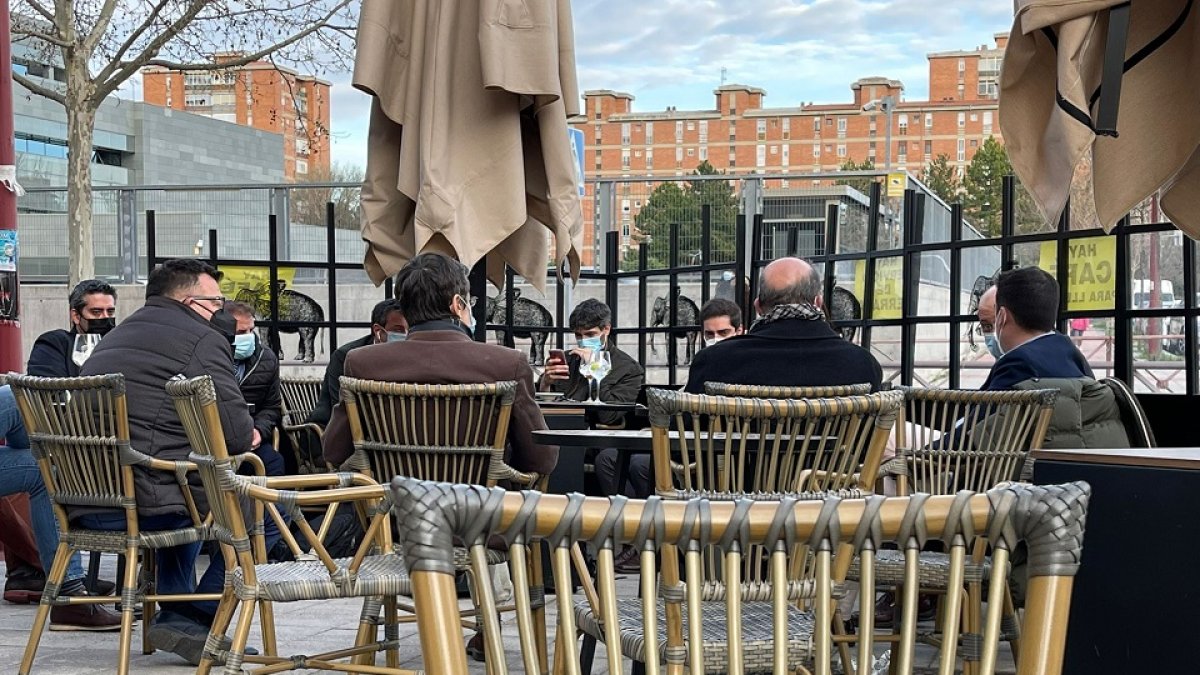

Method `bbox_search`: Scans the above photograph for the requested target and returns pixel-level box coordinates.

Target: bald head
[756,257,823,314]
[977,286,997,332]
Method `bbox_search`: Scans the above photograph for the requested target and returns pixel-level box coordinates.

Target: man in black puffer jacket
[80,259,259,665]
[224,301,284,477]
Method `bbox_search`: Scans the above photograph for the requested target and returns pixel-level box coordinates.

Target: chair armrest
[256,472,378,491]
[283,422,325,439]
[878,455,909,479]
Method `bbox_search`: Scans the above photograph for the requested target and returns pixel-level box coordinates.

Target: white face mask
[705,336,729,347]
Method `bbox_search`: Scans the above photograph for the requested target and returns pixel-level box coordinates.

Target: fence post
[117,188,138,284]
[596,181,614,272]
[270,187,291,261]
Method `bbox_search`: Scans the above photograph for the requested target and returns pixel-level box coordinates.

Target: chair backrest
[339,377,529,487]
[7,373,137,516]
[280,375,323,427]
[894,386,1058,494]
[391,477,1091,675]
[647,388,904,497]
[1100,377,1156,447]
[704,382,873,398]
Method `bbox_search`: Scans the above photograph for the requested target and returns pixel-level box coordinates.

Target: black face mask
[83,317,116,335]
[208,308,237,345]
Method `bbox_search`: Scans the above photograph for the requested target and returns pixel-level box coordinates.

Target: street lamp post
[863,95,896,172]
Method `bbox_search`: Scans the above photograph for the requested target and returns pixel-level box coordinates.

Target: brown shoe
[49,601,123,631]
[613,545,643,575]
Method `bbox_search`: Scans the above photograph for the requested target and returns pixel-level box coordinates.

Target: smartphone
[548,349,567,364]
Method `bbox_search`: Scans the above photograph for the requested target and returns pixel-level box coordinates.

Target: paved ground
[0,555,1016,674]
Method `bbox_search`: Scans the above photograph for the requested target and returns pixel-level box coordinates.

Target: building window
[687,147,695,157]
[898,114,908,135]
[593,97,602,120]
[782,117,790,139]
[675,121,684,142]
[812,144,820,158]
[813,117,821,132]
[869,130,877,139]
[782,145,789,165]
[979,80,998,98]
[924,140,932,156]
[184,95,210,107]
[957,83,965,98]
[970,113,978,122]
[971,139,978,147]
[898,144,907,162]
[957,112,966,128]
[621,150,630,168]
[699,146,707,161]
[687,121,695,131]
[646,149,653,166]
[925,113,933,129]
[958,58,965,73]
[770,145,777,155]
[980,56,1002,74]
[757,119,766,140]
[296,159,308,174]
[983,111,994,135]
[621,123,631,145]
[836,117,847,137]
[957,138,966,162]
[698,120,708,143]
[675,147,683,162]
[756,145,766,167]
[837,144,846,158]
[645,122,654,144]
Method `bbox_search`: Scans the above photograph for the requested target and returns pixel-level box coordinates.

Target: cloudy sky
[327,0,1015,167]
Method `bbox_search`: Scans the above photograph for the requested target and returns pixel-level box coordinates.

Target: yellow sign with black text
[853,257,904,319]
[1037,236,1116,311]
[218,265,297,303]
[886,172,907,198]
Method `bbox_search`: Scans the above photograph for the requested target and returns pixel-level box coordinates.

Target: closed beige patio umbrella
[354,0,584,292]
[1000,0,1200,236]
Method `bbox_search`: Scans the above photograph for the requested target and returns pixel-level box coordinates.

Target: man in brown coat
[322,252,556,476]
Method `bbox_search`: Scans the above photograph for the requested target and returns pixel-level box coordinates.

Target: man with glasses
[81,258,262,665]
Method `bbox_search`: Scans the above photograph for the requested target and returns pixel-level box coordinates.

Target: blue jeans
[0,385,85,582]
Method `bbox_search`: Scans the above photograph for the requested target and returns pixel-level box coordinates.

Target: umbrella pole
[470,261,487,342]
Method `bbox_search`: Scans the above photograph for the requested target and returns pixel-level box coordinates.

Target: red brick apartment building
[571,33,1007,265]
[143,54,331,181]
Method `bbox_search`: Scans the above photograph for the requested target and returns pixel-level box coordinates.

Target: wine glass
[584,350,612,403]
[578,353,597,402]
[72,334,102,367]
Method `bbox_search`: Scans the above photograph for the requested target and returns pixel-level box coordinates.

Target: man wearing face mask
[81,258,261,665]
[322,252,554,478]
[224,301,284,476]
[975,285,1004,360]
[700,298,744,347]
[540,298,644,424]
[27,279,118,377]
[307,298,408,428]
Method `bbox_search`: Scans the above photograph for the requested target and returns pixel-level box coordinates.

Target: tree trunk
[66,103,96,286]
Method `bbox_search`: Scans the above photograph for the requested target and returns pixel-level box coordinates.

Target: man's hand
[542,353,571,384]
[251,428,262,449]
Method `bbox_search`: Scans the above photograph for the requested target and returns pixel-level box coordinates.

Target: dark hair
[996,266,1059,332]
[146,258,222,299]
[224,300,256,319]
[569,298,612,331]
[700,298,742,329]
[393,252,469,325]
[757,258,822,311]
[371,298,405,327]
[69,279,116,314]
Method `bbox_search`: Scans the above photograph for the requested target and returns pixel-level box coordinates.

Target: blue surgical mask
[386,331,407,343]
[232,333,256,360]
[577,336,604,351]
[455,295,476,335]
[983,333,1004,359]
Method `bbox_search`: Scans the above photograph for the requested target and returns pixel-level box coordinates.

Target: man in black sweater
[27,279,118,377]
[685,257,882,393]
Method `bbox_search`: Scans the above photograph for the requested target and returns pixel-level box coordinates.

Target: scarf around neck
[750,302,825,331]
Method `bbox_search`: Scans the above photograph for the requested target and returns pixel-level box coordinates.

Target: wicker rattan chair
[703,382,873,398]
[279,375,328,474]
[572,390,902,673]
[166,374,413,675]
[850,385,1058,670]
[7,373,268,675]
[391,477,1091,675]
[338,377,545,666]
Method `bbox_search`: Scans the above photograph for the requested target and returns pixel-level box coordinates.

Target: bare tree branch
[91,0,211,101]
[79,0,124,58]
[12,71,65,105]
[90,0,176,85]
[17,0,57,25]
[10,25,71,49]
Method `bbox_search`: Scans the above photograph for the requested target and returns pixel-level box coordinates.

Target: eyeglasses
[190,295,227,307]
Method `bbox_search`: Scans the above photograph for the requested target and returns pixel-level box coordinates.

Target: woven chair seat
[64,526,208,553]
[846,549,997,588]
[231,553,410,602]
[575,598,815,674]
[453,546,508,568]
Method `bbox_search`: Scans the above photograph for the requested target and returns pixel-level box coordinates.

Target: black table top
[537,400,645,414]
[533,429,813,452]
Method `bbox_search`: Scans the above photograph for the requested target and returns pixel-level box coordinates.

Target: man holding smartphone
[540,299,644,424]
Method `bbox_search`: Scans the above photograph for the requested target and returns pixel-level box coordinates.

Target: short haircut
[757,259,822,311]
[69,279,116,314]
[995,266,1059,332]
[393,252,469,325]
[146,258,222,299]
[569,298,612,331]
[371,298,405,327]
[700,298,742,329]
[224,300,256,319]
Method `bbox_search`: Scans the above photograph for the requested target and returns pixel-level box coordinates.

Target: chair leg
[198,585,239,675]
[384,595,400,668]
[579,633,597,675]
[1002,585,1021,663]
[351,595,383,667]
[86,550,102,594]
[257,597,277,657]
[18,542,72,675]
[222,600,256,675]
[141,552,156,655]
[530,546,550,674]
[115,544,140,675]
